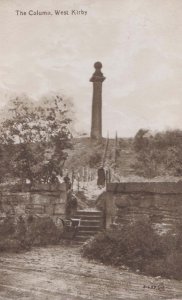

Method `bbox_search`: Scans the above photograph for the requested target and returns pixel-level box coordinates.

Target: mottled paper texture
[1,0,182,136]
[0,1,182,299]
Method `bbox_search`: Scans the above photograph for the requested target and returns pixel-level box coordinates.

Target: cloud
[0,0,182,137]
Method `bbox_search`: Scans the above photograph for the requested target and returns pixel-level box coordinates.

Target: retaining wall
[96,181,182,231]
[0,183,67,222]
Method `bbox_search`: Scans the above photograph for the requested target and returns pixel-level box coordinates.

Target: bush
[0,216,15,237]
[82,221,182,280]
[27,216,63,246]
[0,238,25,252]
[88,152,102,168]
[133,129,182,177]
[143,252,182,279]
[0,215,63,253]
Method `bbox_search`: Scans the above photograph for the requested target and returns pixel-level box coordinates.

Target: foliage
[26,215,63,246]
[0,95,72,183]
[88,151,102,168]
[82,220,182,280]
[65,138,105,172]
[0,215,63,252]
[133,129,182,178]
[0,216,15,237]
[0,238,24,253]
[0,215,30,252]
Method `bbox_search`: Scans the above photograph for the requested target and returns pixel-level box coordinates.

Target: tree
[0,94,73,184]
[133,129,149,151]
[133,129,182,178]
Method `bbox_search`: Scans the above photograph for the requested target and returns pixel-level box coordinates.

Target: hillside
[64,137,137,177]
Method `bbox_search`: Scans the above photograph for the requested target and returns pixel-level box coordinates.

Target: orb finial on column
[94,61,102,69]
[90,61,105,83]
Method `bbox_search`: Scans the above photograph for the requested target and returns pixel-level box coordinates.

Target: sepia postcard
[0,1,182,299]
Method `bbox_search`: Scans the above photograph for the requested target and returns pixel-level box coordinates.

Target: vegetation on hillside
[133,129,182,178]
[65,137,133,174]
[65,129,182,180]
[65,138,105,172]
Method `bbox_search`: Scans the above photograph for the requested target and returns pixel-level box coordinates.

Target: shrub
[82,221,182,280]
[0,216,15,237]
[0,215,63,253]
[0,238,24,252]
[88,152,102,168]
[143,252,182,279]
[27,216,63,246]
[133,129,182,177]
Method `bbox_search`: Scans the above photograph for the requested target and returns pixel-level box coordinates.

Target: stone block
[44,204,54,215]
[30,193,52,205]
[31,183,66,192]
[54,204,65,215]
[107,181,182,194]
[49,194,66,205]
[32,204,45,214]
[115,195,129,207]
[14,204,26,215]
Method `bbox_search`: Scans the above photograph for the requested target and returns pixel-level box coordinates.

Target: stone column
[90,62,105,140]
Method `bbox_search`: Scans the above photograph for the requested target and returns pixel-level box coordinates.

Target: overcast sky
[0,0,182,137]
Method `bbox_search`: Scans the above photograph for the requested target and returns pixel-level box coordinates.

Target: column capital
[90,61,106,82]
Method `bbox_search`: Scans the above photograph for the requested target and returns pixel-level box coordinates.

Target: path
[0,245,181,300]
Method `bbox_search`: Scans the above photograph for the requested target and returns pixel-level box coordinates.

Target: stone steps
[80,220,102,226]
[75,215,102,220]
[78,230,97,236]
[73,210,103,243]
[110,148,137,176]
[79,225,101,231]
[75,210,103,216]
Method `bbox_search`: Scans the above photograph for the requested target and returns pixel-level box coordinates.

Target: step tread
[77,231,97,235]
[76,211,103,215]
[79,225,101,228]
[80,222,102,227]
[74,215,102,220]
[74,236,93,240]
[80,218,102,221]
[77,219,102,222]
[79,226,101,231]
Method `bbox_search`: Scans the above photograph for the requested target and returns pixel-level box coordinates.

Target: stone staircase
[105,139,137,177]
[118,149,136,176]
[73,210,104,244]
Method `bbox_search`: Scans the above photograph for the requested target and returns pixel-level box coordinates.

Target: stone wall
[96,181,182,231]
[0,183,67,222]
